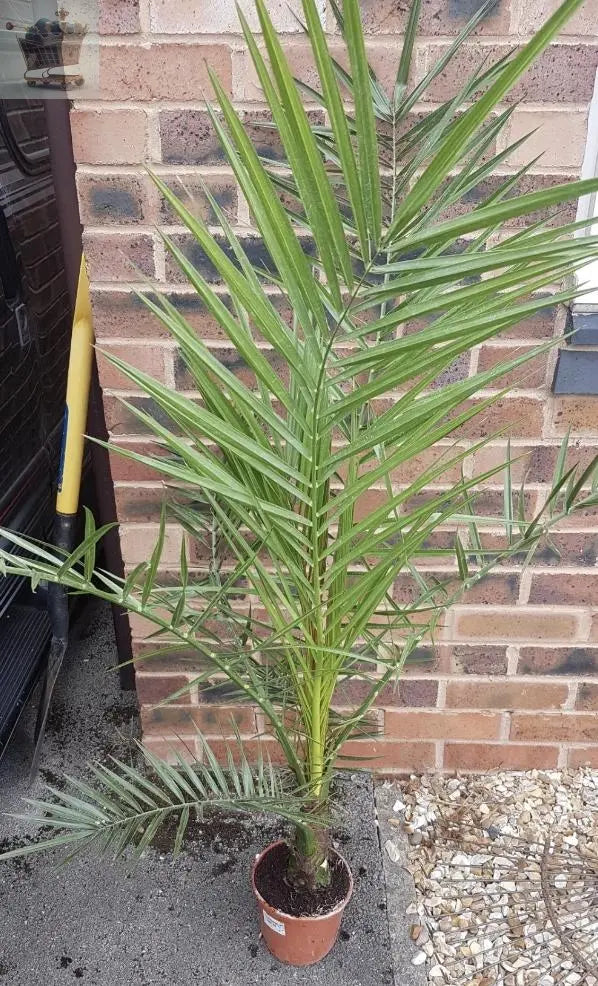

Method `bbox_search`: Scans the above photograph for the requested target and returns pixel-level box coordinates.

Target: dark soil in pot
[253,841,351,917]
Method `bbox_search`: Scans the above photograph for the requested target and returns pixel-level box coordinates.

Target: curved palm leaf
[1,737,312,861]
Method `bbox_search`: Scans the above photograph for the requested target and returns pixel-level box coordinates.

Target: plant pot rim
[251,839,354,922]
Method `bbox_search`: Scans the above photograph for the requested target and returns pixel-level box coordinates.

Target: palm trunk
[287,812,331,892]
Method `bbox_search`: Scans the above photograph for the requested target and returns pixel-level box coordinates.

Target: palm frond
[2,738,311,861]
[1,0,598,864]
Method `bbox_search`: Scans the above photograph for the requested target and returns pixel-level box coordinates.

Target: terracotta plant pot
[251,840,354,966]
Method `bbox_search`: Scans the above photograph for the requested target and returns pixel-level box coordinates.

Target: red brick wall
[74,0,598,772]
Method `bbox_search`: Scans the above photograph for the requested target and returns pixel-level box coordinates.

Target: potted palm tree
[3,0,598,967]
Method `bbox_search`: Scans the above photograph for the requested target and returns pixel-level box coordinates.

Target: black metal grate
[0,605,51,754]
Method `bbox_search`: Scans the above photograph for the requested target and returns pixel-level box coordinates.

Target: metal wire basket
[18,32,84,72]
[16,28,85,88]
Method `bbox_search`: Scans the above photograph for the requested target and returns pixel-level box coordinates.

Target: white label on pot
[263,911,286,936]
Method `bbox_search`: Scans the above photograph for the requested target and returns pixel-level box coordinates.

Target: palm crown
[2,0,598,889]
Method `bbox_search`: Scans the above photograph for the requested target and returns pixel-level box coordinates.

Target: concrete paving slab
[376,784,428,986]
[0,604,396,986]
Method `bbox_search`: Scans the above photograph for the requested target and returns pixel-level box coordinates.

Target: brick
[235,42,404,102]
[405,488,536,523]
[429,353,471,390]
[386,710,501,740]
[393,572,517,608]
[528,533,598,567]
[164,233,309,285]
[136,673,194,705]
[392,574,438,607]
[120,523,183,565]
[174,344,285,391]
[142,735,199,763]
[577,684,598,711]
[233,44,296,100]
[175,338,310,390]
[114,485,165,523]
[471,444,537,484]
[241,108,324,165]
[418,44,508,103]
[392,679,439,706]
[133,640,207,674]
[390,107,497,162]
[99,44,232,101]
[353,0,510,35]
[372,446,465,485]
[93,289,244,342]
[78,173,150,226]
[451,398,544,440]
[472,442,598,485]
[365,45,416,93]
[511,712,598,742]
[404,647,443,676]
[518,646,598,675]
[339,739,436,772]
[502,296,560,340]
[451,645,508,675]
[70,109,146,165]
[568,746,598,768]
[211,703,266,736]
[440,175,578,229]
[206,738,289,766]
[109,441,166,481]
[334,678,439,707]
[196,681,245,705]
[128,609,173,641]
[394,571,518,609]
[103,394,188,436]
[552,396,598,436]
[158,176,238,226]
[513,45,598,104]
[476,345,549,390]
[96,343,168,390]
[152,0,307,33]
[461,573,520,605]
[83,231,154,282]
[529,573,598,606]
[351,488,395,523]
[446,680,569,710]
[186,529,257,568]
[513,0,598,35]
[114,475,165,517]
[99,0,140,33]
[178,292,291,343]
[159,111,227,166]
[444,742,559,770]
[454,608,581,642]
[142,704,257,735]
[501,110,589,170]
[409,530,462,565]
[422,44,598,106]
[242,109,287,162]
[92,290,165,340]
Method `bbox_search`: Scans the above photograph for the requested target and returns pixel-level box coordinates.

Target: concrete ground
[0,602,418,986]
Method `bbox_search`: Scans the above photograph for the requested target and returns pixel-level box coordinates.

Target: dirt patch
[149,812,285,858]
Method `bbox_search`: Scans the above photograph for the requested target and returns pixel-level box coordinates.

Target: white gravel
[382,769,598,986]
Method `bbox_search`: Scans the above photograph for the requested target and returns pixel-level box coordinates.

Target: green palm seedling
[3,0,598,901]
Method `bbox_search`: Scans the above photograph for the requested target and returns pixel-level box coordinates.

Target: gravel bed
[382,770,598,986]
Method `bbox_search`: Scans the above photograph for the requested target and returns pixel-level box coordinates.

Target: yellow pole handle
[56,255,94,516]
